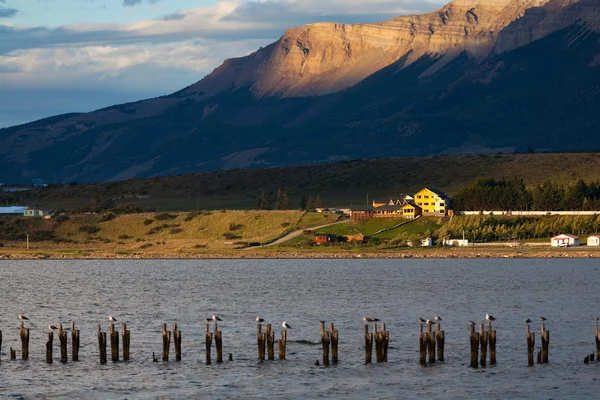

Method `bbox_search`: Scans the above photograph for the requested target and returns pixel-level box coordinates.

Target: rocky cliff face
[1,0,599,183]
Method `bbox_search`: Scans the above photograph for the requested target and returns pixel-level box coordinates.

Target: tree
[256,190,272,210]
[314,195,322,209]
[300,194,308,210]
[280,191,292,210]
[306,196,314,210]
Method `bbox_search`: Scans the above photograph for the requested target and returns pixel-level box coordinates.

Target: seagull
[540,317,547,321]
[212,314,223,322]
[469,320,475,326]
[282,321,292,329]
[418,318,426,323]
[18,314,29,321]
[363,317,373,323]
[48,325,58,331]
[434,315,442,322]
[525,318,532,324]
[485,313,496,322]
[426,319,431,324]
[256,316,265,323]
[108,315,117,322]
[372,318,380,323]
[205,317,212,322]
[596,316,599,322]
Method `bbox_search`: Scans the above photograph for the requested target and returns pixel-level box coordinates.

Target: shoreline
[2,247,600,260]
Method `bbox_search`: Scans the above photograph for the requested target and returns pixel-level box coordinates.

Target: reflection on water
[1,258,599,398]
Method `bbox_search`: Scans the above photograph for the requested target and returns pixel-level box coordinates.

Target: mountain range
[1,0,599,183]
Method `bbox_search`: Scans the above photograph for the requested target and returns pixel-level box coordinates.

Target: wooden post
[58,324,68,363]
[10,347,16,360]
[591,353,595,362]
[162,323,171,362]
[71,322,80,362]
[46,331,53,364]
[374,323,384,363]
[541,329,550,363]
[19,322,29,360]
[320,322,330,366]
[526,324,535,367]
[419,330,428,365]
[479,324,488,367]
[469,323,479,368]
[489,327,497,365]
[152,352,158,362]
[278,330,287,360]
[109,323,119,362]
[330,322,338,364]
[121,322,130,361]
[364,324,373,364]
[382,323,389,363]
[173,323,181,361]
[595,321,600,359]
[0,330,2,363]
[436,323,445,362]
[426,322,435,364]
[97,324,107,364]
[585,355,590,364]
[257,324,265,361]
[205,323,212,365]
[214,322,223,363]
[266,323,275,361]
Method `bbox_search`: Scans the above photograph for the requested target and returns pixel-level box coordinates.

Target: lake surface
[1,259,600,399]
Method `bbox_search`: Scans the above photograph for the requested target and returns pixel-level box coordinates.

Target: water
[1,258,599,399]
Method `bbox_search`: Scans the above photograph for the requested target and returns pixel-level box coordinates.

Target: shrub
[118,234,132,240]
[228,223,243,231]
[193,244,208,249]
[55,214,69,222]
[281,222,291,227]
[170,228,183,235]
[0,242,4,247]
[223,232,242,240]
[140,243,153,249]
[122,204,143,214]
[155,212,177,221]
[79,225,100,234]
[100,212,116,222]
[143,219,154,226]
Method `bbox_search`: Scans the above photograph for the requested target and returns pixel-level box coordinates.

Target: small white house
[444,238,469,247]
[551,234,580,247]
[587,236,600,247]
[421,237,433,247]
[24,208,51,218]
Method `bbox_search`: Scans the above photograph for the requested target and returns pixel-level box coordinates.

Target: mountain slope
[1,0,599,183]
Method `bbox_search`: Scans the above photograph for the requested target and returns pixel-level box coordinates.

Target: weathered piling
[278,330,287,360]
[0,330,2,363]
[97,324,107,364]
[419,328,428,366]
[172,323,181,361]
[595,320,600,359]
[266,323,275,361]
[383,323,389,362]
[229,353,233,361]
[526,324,535,367]
[58,324,68,363]
[19,322,30,360]
[214,322,223,363]
[320,322,330,366]
[374,323,383,363]
[541,328,550,364]
[121,322,130,361]
[10,347,16,360]
[585,355,590,364]
[488,322,497,365]
[364,324,373,364]
[469,323,479,368]
[109,323,119,362]
[426,322,436,364]
[591,352,595,362]
[205,323,212,365]
[162,323,171,362]
[152,352,158,362]
[71,322,80,362]
[479,324,488,367]
[257,324,265,361]
[436,323,445,362]
[330,322,339,364]
[46,330,54,364]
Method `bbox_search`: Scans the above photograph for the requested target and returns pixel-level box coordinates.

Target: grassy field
[374,217,444,239]
[5,152,600,211]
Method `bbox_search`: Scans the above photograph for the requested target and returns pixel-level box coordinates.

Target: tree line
[255,189,323,210]
[453,178,600,211]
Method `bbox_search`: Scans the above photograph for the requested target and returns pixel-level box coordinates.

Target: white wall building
[551,234,580,247]
[587,236,600,247]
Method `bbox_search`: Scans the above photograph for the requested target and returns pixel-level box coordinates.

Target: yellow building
[413,188,450,215]
[400,202,422,219]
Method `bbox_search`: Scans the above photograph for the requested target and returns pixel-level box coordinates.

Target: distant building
[413,188,450,216]
[421,237,433,247]
[0,206,28,215]
[551,234,580,247]
[350,207,375,221]
[344,234,365,243]
[444,239,469,247]
[400,202,422,219]
[24,208,51,218]
[587,236,600,247]
[314,234,335,245]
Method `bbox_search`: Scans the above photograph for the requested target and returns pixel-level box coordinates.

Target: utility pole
[26,234,29,250]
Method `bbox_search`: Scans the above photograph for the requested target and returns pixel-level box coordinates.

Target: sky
[0,0,446,128]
